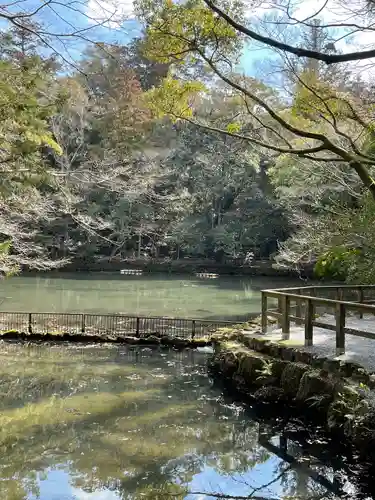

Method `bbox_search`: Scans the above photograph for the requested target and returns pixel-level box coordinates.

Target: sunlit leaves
[145,75,206,120]
[0,240,15,277]
[0,60,62,161]
[226,122,241,134]
[137,0,242,65]
[292,68,373,138]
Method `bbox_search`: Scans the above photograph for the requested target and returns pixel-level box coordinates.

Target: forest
[0,0,374,284]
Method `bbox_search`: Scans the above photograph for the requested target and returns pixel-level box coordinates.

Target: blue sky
[27,453,301,499]
[1,0,373,82]
[0,0,273,78]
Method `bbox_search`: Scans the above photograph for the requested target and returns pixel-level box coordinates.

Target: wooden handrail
[261,285,375,356]
[262,290,375,311]
[268,285,375,291]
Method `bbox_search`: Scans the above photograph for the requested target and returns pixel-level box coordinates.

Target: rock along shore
[209,319,375,463]
[0,329,211,349]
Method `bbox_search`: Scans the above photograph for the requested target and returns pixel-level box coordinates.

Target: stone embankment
[209,318,375,461]
[0,329,210,349]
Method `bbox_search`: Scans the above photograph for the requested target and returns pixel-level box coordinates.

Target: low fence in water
[0,312,234,340]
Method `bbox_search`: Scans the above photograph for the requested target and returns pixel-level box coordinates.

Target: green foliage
[0,240,16,277]
[329,385,370,435]
[342,196,375,284]
[0,241,11,254]
[5,15,375,278]
[314,247,360,280]
[0,60,62,161]
[292,69,349,122]
[137,0,241,64]
[255,359,274,382]
[226,122,241,134]
[145,76,206,120]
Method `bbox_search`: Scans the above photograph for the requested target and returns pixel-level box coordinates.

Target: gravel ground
[254,313,375,372]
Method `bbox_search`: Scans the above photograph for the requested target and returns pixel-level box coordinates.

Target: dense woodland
[0,0,375,283]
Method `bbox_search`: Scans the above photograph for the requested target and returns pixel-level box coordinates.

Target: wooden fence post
[277,297,282,329]
[311,288,316,317]
[136,317,140,338]
[192,320,196,339]
[358,288,364,319]
[295,289,302,325]
[261,292,268,333]
[305,299,313,347]
[335,303,346,356]
[81,314,86,333]
[28,313,32,334]
[281,295,290,340]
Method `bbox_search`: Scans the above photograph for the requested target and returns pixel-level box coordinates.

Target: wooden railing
[261,285,375,355]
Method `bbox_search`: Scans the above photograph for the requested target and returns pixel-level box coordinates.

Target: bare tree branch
[202,0,375,64]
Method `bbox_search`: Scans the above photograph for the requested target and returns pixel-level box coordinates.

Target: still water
[0,273,301,320]
[0,344,366,500]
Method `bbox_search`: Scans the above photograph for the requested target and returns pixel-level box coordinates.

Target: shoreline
[209,322,375,469]
[24,258,315,278]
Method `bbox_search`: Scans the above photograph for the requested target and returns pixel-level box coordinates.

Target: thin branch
[195,47,330,143]
[202,0,375,64]
[242,95,292,148]
[181,115,329,157]
[284,57,375,163]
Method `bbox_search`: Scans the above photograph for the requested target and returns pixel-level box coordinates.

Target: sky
[1,0,374,80]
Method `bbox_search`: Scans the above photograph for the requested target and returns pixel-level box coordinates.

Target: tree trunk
[351,161,375,200]
[137,232,142,259]
[217,200,221,226]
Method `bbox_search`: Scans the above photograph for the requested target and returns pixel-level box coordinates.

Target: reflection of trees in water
[0,344,360,500]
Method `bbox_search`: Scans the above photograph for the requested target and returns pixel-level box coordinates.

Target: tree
[161,113,290,260]
[0,19,295,270]
[0,2,132,69]
[136,0,375,199]
[202,0,375,64]
[0,38,66,275]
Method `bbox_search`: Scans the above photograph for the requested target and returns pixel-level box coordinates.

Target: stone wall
[0,329,211,349]
[209,327,375,461]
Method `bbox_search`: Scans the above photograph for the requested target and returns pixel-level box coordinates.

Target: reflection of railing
[261,285,375,355]
[0,312,234,340]
[258,433,344,496]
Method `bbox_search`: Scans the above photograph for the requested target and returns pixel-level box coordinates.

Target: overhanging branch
[202,0,375,64]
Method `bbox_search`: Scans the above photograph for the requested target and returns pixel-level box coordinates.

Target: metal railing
[0,312,234,340]
[261,285,375,355]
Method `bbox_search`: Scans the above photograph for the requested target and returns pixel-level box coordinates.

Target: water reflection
[0,343,367,499]
[0,273,300,319]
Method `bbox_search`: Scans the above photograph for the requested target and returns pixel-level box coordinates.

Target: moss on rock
[296,370,335,403]
[219,351,239,377]
[270,359,288,381]
[253,386,285,403]
[237,351,269,385]
[210,325,375,459]
[280,363,309,397]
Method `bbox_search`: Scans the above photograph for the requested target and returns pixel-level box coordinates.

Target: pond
[0,343,369,500]
[0,273,302,320]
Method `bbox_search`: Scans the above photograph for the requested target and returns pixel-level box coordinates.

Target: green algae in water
[0,343,367,500]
